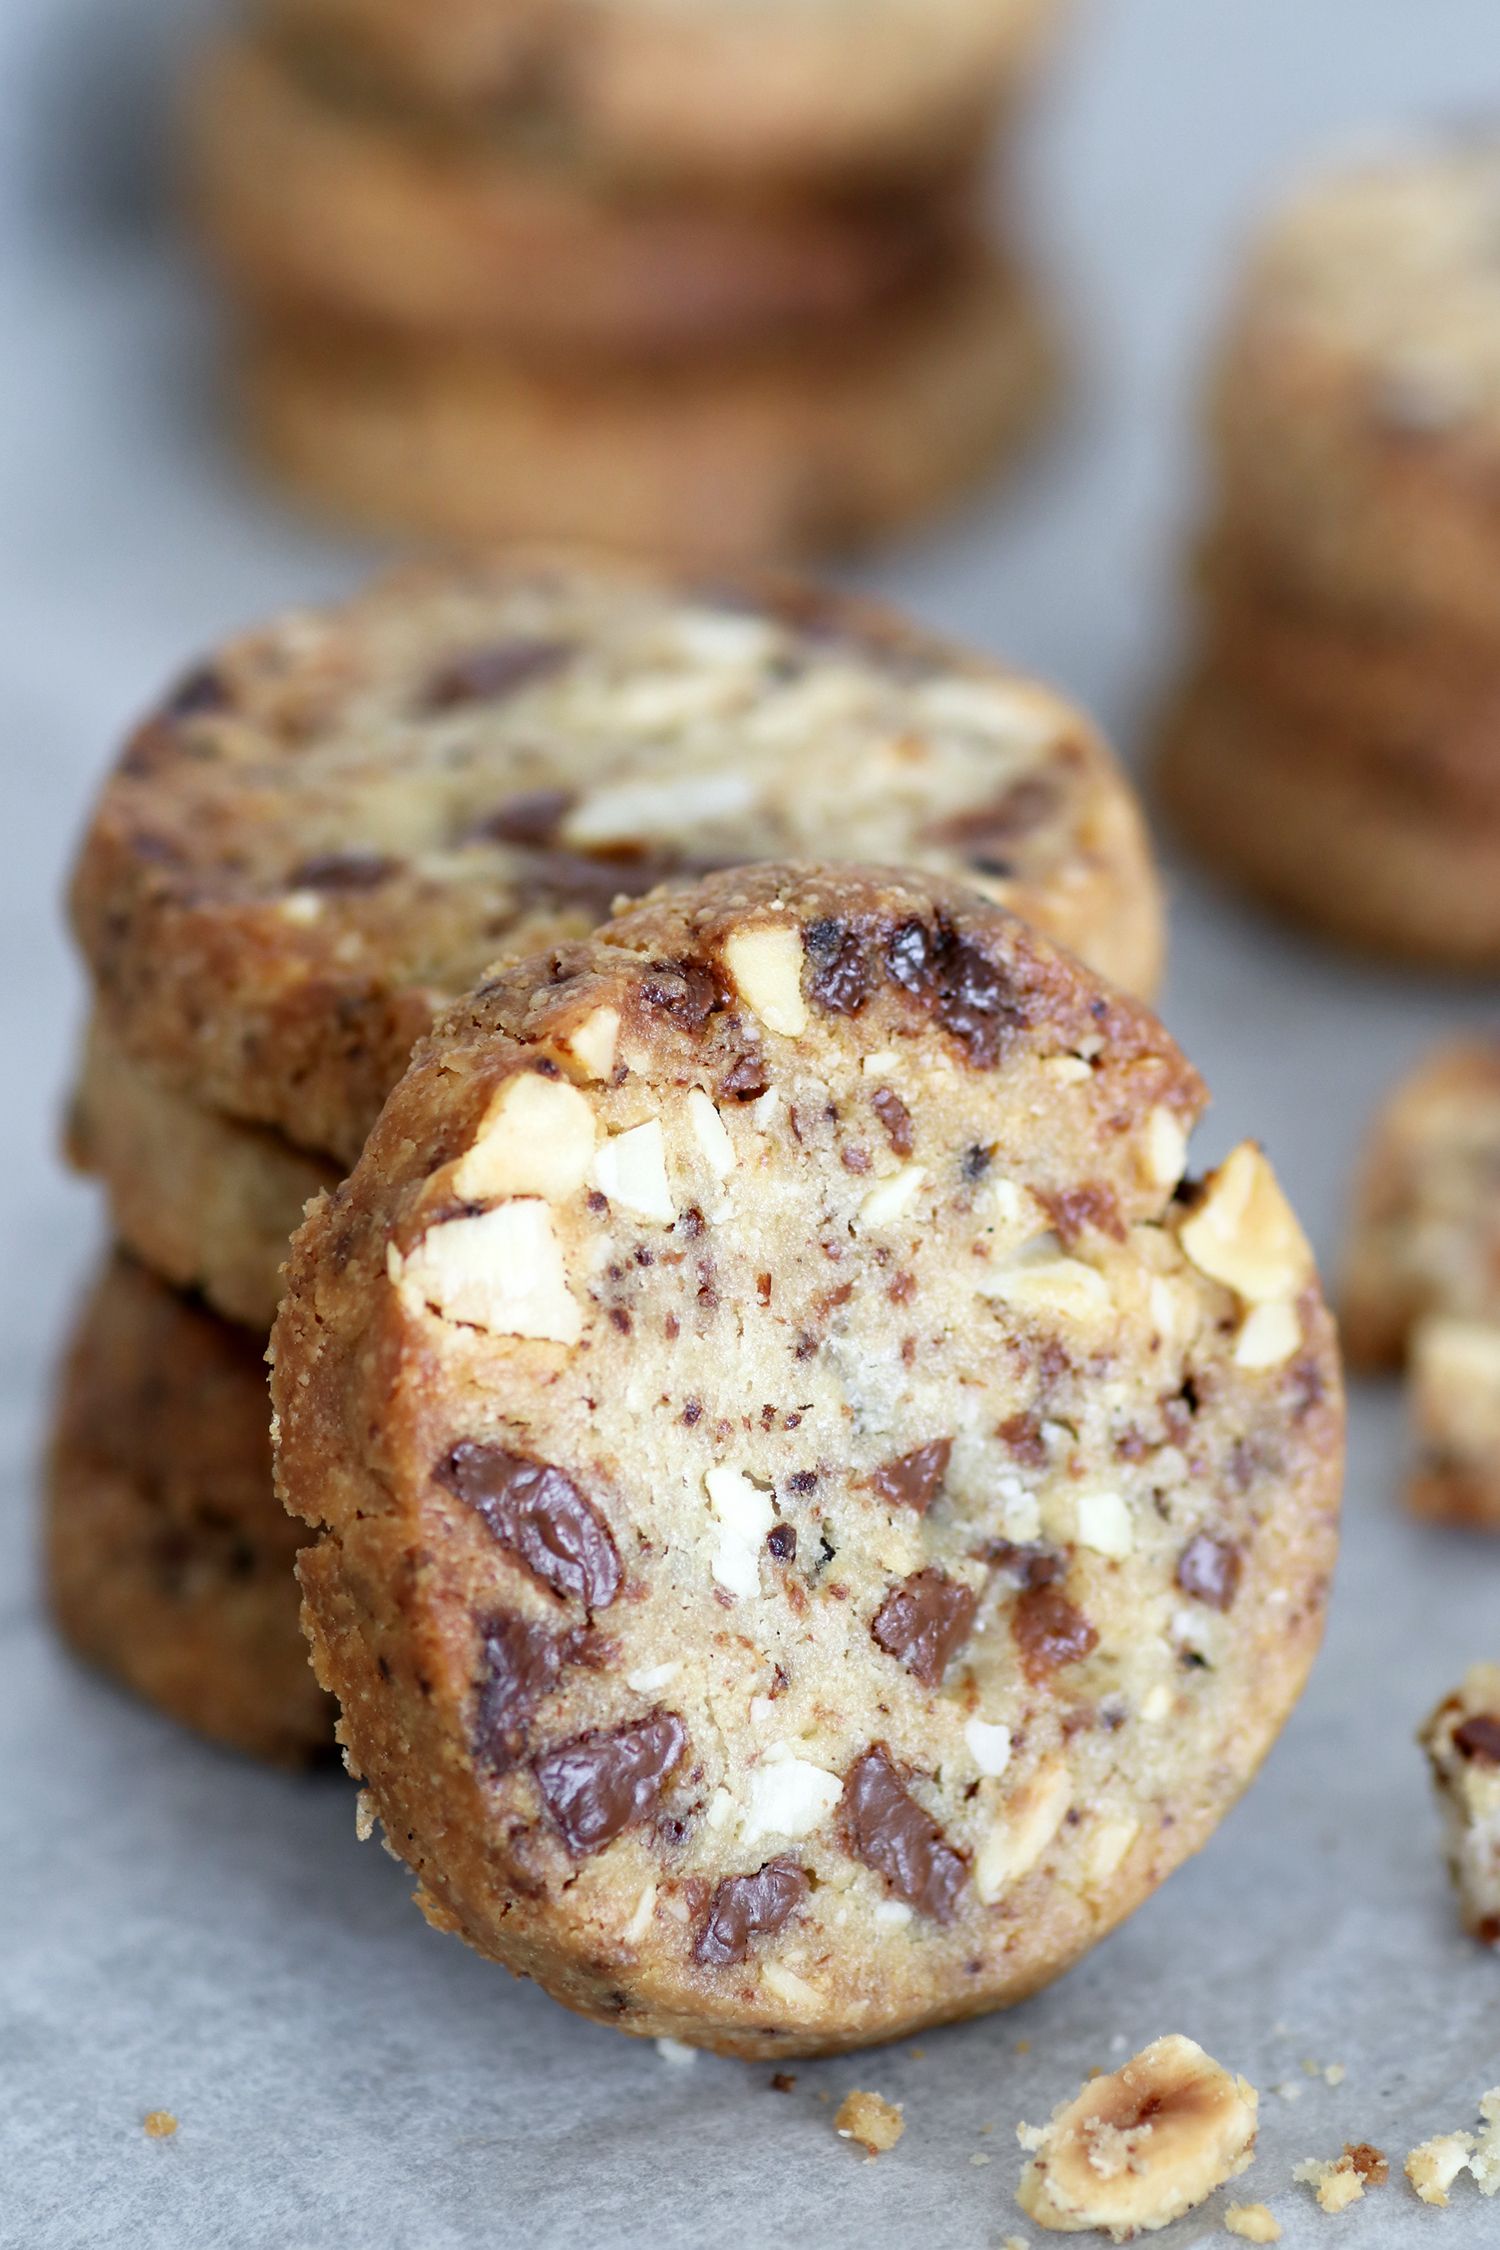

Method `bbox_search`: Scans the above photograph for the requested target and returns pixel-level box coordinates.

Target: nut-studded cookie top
[71,555,1161,1166]
[272,865,1341,2056]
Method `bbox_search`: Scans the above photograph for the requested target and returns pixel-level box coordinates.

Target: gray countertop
[3,2,1498,2242]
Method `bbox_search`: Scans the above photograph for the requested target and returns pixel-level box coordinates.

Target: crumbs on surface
[1224,2205,1281,2242]
[142,2112,178,2140]
[1406,2086,1500,2206]
[834,2089,905,2156]
[1292,2142,1387,2213]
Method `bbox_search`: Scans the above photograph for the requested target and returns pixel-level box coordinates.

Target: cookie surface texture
[272,863,1342,2056]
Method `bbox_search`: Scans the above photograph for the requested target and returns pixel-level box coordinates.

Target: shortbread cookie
[1156,673,1500,967]
[1212,135,1500,641]
[1421,1665,1500,1945]
[1341,1040,1500,1369]
[240,253,1059,563]
[68,1017,337,1330]
[1409,1318,1500,1531]
[192,39,968,353]
[47,1255,330,1765]
[71,553,1162,1174]
[271,863,1342,2057]
[253,0,1063,187]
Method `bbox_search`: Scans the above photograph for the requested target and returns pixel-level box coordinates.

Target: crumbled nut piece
[759,1960,821,2012]
[391,1201,581,1342]
[1145,1105,1188,1191]
[451,1072,596,1203]
[979,1252,1111,1325]
[858,1163,927,1228]
[687,1088,736,1178]
[704,1466,774,1599]
[1405,2131,1476,2206]
[655,2036,697,2067]
[964,1716,1012,1777]
[1179,1144,1312,1304]
[557,1004,620,1081]
[1017,2035,1257,2238]
[592,1117,675,1222]
[1223,2204,1280,2242]
[723,924,808,1036]
[1083,1818,1139,1888]
[741,1750,841,1844]
[1293,2144,1387,2213]
[1234,1300,1301,1370]
[354,1789,377,1842]
[975,1760,1072,1902]
[1075,1489,1134,1559]
[142,2111,178,2139]
[835,2089,905,2156]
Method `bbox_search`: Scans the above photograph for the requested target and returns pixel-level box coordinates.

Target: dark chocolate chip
[473,1612,564,1773]
[839,1745,967,1922]
[467,787,575,845]
[534,1712,687,1856]
[870,1087,913,1157]
[1454,1714,1500,1764]
[884,914,1022,1068]
[870,1438,952,1515]
[924,774,1061,856]
[719,1050,769,1101]
[287,849,398,892]
[1012,1582,1098,1681]
[804,919,873,1014]
[767,1523,798,1561]
[960,1144,993,1183]
[438,1442,620,1609]
[640,958,723,1030]
[163,664,231,719]
[1175,1533,1241,1612]
[694,1859,810,1967]
[422,638,572,710]
[871,1569,976,1687]
[1037,1182,1125,1246]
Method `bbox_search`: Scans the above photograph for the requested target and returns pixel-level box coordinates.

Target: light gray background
[3,3,1498,2243]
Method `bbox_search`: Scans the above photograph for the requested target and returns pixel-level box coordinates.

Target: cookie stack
[1159,136,1500,967]
[185,0,1070,560]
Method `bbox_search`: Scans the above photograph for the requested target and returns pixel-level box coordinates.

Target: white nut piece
[1017,2034,1258,2239]
[704,1465,774,1599]
[1178,1143,1312,1305]
[964,1717,1013,1778]
[975,1760,1071,1903]
[1234,1300,1301,1370]
[390,1201,581,1344]
[741,1751,842,1844]
[450,1072,597,1204]
[561,767,756,845]
[1144,1104,1188,1191]
[687,1087,737,1178]
[1083,1816,1139,1887]
[556,1004,620,1083]
[1076,1489,1133,1559]
[722,923,808,1037]
[592,1117,675,1222]
[979,1249,1112,1325]
[857,1163,926,1228]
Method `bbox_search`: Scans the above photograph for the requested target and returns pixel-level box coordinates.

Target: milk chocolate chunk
[871,1568,976,1686]
[885,914,1021,1068]
[474,1611,564,1773]
[1013,1581,1098,1681]
[534,1713,687,1856]
[469,787,574,845]
[1454,1714,1500,1764]
[870,1438,951,1514]
[438,1442,621,1609]
[839,1745,967,1922]
[870,1086,913,1155]
[805,918,873,1014]
[1175,1532,1242,1612]
[422,638,572,711]
[694,1860,810,1967]
[288,849,398,892]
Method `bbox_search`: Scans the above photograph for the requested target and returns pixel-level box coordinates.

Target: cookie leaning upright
[271,863,1343,2057]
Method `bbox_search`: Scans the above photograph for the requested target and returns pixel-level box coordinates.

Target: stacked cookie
[53,552,1345,2056]
[187,0,1070,560]
[1159,136,1500,967]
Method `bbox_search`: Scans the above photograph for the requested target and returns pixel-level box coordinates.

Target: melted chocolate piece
[288,849,398,892]
[871,1569,976,1687]
[997,1411,1047,1468]
[805,919,873,1014]
[438,1442,620,1609]
[839,1746,967,1923]
[884,914,1022,1069]
[694,1859,810,1967]
[982,1539,1063,1588]
[1012,1582,1098,1681]
[473,1612,564,1772]
[1454,1714,1500,1764]
[534,1712,687,1856]
[718,1050,769,1101]
[870,1438,952,1514]
[925,774,1062,865]
[870,1087,913,1156]
[1175,1533,1242,1612]
[422,637,573,710]
[766,1523,797,1561]
[640,957,722,1030]
[469,787,575,845]
[1038,1181,1124,1246]
[163,664,231,719]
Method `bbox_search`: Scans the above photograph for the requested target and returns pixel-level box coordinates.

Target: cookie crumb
[1406,2131,1477,2207]
[769,2071,797,2094]
[655,2037,697,2068]
[970,2152,991,2167]
[1323,2065,1346,2088]
[1293,2143,1387,2213]
[142,2112,177,2139]
[835,2090,904,2156]
[1224,2206,1280,2243]
[1270,2081,1303,2104]
[354,1789,377,1842]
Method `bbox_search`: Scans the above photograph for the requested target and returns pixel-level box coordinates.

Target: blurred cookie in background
[1159,133,1500,965]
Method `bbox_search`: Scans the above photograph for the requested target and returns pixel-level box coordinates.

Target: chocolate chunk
[422,638,572,710]
[1038,1182,1124,1246]
[997,1412,1047,1468]
[884,914,1022,1068]
[982,1538,1064,1588]
[438,1442,621,1609]
[960,1143,993,1183]
[468,787,574,845]
[163,664,230,718]
[1454,1714,1500,1764]
[839,1746,967,1922]
[288,849,398,892]
[1175,1533,1241,1612]
[719,1050,769,1101]
[534,1712,687,1855]
[767,1523,798,1561]
[694,1859,809,1967]
[1012,1582,1098,1681]
[640,957,723,1030]
[870,1438,952,1514]
[871,1087,913,1156]
[805,919,873,1014]
[925,774,1061,861]
[473,1612,563,1772]
[871,1569,976,1687]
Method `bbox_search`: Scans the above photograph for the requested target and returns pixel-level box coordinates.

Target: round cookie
[70,552,1162,1175]
[252,0,1063,187]
[238,252,1060,564]
[1212,134,1500,640]
[1157,671,1500,968]
[190,38,970,353]
[47,1254,330,1766]
[271,863,1343,2058]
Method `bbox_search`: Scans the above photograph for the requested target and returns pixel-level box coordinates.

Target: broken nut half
[450,1071,597,1205]
[722,923,808,1037]
[1179,1144,1312,1306]
[390,1201,581,1344]
[1017,2034,1258,2239]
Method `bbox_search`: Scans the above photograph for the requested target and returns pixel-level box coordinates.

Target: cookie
[191,38,971,354]
[1156,672,1500,968]
[1210,134,1500,641]
[67,1016,337,1331]
[270,862,1342,2058]
[71,552,1163,1175]
[1341,1039,1500,1370]
[1420,1665,1500,1946]
[1409,1318,1500,1532]
[46,1254,330,1766]
[252,0,1063,187]
[238,251,1060,563]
